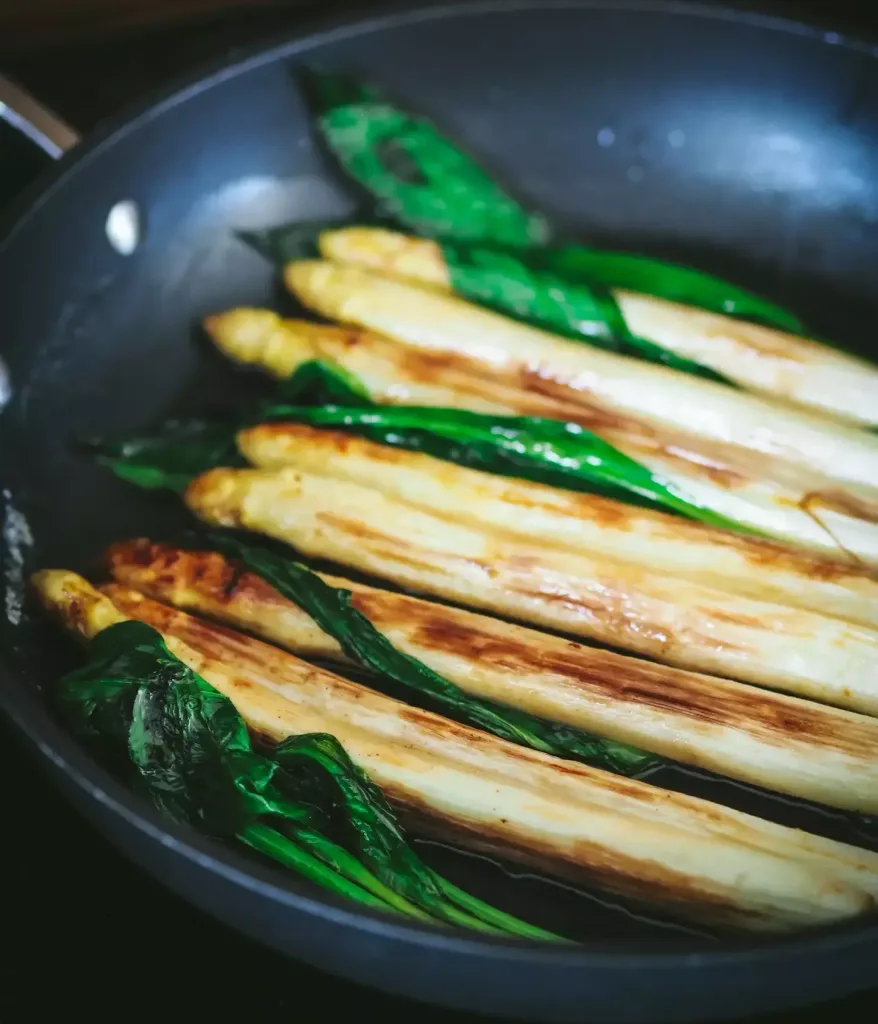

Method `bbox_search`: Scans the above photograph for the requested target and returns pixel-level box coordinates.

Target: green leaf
[270,732,564,939]
[59,622,409,911]
[302,68,551,248]
[83,360,372,493]
[202,532,657,777]
[259,394,745,531]
[89,357,748,534]
[238,219,335,264]
[240,823,401,914]
[61,619,562,937]
[274,357,376,406]
[298,66,383,110]
[543,245,807,334]
[439,240,733,384]
[83,419,245,493]
[61,620,313,834]
[236,215,732,384]
[301,68,804,333]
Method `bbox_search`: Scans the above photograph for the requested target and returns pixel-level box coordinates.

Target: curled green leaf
[439,240,733,383]
[202,531,657,778]
[60,618,562,938]
[302,67,805,333]
[302,68,550,248]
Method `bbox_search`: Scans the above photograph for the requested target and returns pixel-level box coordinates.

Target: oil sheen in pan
[311,657,878,945]
[413,762,878,946]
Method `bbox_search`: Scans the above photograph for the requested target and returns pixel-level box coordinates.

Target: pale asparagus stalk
[283,260,878,494]
[32,569,878,932]
[106,538,878,814]
[320,227,878,429]
[205,308,878,565]
[236,423,878,629]
[184,466,878,715]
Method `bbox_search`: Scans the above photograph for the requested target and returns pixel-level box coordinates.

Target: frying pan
[3,2,878,1021]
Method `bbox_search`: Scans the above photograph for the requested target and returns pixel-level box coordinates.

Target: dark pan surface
[3,3,878,1020]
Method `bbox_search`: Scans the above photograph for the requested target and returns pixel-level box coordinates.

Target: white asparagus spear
[32,568,878,932]
[319,226,878,429]
[184,466,878,714]
[106,538,878,813]
[283,260,878,493]
[205,308,878,564]
[236,422,878,629]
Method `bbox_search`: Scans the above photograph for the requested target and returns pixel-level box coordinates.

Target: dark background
[2,2,878,1020]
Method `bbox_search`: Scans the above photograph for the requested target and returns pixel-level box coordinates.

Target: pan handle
[0,74,80,158]
[0,77,80,411]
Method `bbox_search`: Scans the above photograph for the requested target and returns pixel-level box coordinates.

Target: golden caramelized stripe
[32,568,878,931]
[384,601,871,754]
[203,306,878,563]
[107,539,878,774]
[182,466,878,713]
[240,423,875,589]
[90,583,878,929]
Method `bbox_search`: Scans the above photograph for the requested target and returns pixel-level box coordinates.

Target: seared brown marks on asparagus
[183,466,878,715]
[204,309,812,491]
[317,225,878,428]
[106,538,878,812]
[236,423,878,627]
[282,261,878,493]
[36,570,878,932]
[205,308,878,563]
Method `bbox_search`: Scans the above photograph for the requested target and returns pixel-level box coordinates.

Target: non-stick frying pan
[3,3,878,1021]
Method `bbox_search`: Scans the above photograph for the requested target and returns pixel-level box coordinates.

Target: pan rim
[2,0,878,985]
[3,0,878,255]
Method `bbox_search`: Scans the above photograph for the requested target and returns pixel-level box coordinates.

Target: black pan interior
[3,0,878,975]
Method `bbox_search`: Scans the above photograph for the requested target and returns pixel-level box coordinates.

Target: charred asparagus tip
[30,569,127,641]
[185,468,250,528]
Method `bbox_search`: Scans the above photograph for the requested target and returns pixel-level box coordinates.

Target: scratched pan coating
[3,4,878,1022]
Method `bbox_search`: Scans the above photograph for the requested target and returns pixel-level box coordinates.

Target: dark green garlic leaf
[439,240,733,384]
[203,531,658,777]
[85,419,245,494]
[543,245,807,335]
[301,68,551,248]
[258,397,745,531]
[301,67,805,333]
[59,618,563,937]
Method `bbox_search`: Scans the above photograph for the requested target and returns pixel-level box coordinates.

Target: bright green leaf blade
[83,419,244,493]
[544,245,807,334]
[301,67,804,332]
[240,823,403,914]
[87,356,749,537]
[274,357,376,406]
[60,618,559,937]
[302,68,550,248]
[202,533,657,778]
[267,732,562,938]
[440,240,733,384]
[82,361,372,493]
[435,876,571,943]
[60,621,313,833]
[258,396,744,531]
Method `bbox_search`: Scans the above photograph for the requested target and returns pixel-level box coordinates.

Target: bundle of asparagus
[205,309,878,565]
[33,567,878,934]
[40,66,878,941]
[289,67,878,427]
